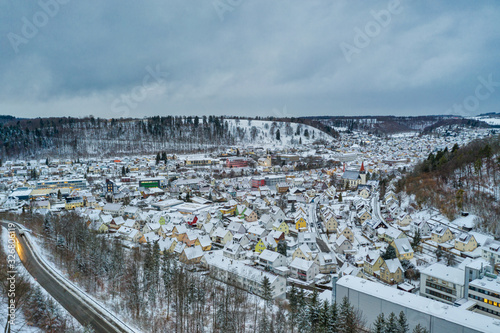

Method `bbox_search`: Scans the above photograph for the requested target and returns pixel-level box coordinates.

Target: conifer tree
[412,324,429,333]
[385,312,398,333]
[338,296,357,333]
[318,300,330,333]
[396,311,409,333]
[372,313,385,333]
[327,301,338,333]
[289,285,298,333]
[308,288,320,332]
[261,276,273,312]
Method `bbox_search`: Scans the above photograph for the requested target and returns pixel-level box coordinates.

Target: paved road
[2,221,135,333]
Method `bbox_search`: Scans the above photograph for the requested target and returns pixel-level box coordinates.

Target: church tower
[359,161,366,185]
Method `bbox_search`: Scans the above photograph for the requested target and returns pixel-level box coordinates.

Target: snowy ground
[225,119,335,148]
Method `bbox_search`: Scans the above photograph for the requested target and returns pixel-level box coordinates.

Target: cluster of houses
[1,126,498,307]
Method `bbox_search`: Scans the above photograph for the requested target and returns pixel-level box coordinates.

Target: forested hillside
[308,115,491,135]
[0,116,337,159]
[397,135,500,237]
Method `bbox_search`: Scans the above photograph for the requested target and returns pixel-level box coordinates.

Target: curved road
[2,221,137,333]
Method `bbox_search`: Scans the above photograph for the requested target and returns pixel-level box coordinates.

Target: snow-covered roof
[421,263,464,286]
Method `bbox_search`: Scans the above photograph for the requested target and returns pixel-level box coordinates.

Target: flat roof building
[336,275,500,333]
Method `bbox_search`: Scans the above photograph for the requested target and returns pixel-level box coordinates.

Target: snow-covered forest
[397,135,500,237]
[0,116,337,159]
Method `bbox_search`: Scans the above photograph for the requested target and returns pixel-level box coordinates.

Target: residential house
[232,233,250,248]
[292,244,314,261]
[357,209,372,224]
[258,250,287,272]
[431,226,454,244]
[411,220,432,237]
[223,242,245,260]
[171,224,188,241]
[227,221,246,235]
[244,208,258,222]
[295,215,307,232]
[211,227,233,246]
[158,237,177,254]
[397,213,412,227]
[102,203,124,216]
[314,252,336,274]
[339,226,354,243]
[297,232,318,251]
[117,226,146,243]
[203,253,287,299]
[392,238,414,261]
[335,235,353,255]
[455,233,478,252]
[179,245,204,264]
[289,257,319,282]
[481,240,500,265]
[109,216,126,232]
[255,234,277,253]
[379,258,404,285]
[124,219,140,230]
[193,234,210,251]
[272,220,290,236]
[364,252,384,277]
[380,227,406,244]
[247,225,268,242]
[420,263,465,304]
[324,214,338,233]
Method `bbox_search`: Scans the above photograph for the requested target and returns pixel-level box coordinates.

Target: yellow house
[392,238,414,261]
[272,221,290,236]
[397,214,412,227]
[171,225,188,242]
[324,215,338,233]
[219,205,236,215]
[292,244,313,261]
[379,258,404,285]
[454,233,477,252]
[65,199,84,210]
[195,235,212,251]
[364,253,384,276]
[357,210,372,224]
[295,217,307,232]
[431,226,454,244]
[340,226,354,243]
[255,239,267,253]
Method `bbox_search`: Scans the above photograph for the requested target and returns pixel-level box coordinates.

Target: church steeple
[359,161,366,185]
[359,161,365,173]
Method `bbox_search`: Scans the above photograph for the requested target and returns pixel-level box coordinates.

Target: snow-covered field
[472,116,500,126]
[225,119,335,148]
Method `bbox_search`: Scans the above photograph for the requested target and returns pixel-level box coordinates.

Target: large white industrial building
[336,275,500,333]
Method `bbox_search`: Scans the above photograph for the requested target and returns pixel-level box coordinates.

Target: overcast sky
[1,0,499,119]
